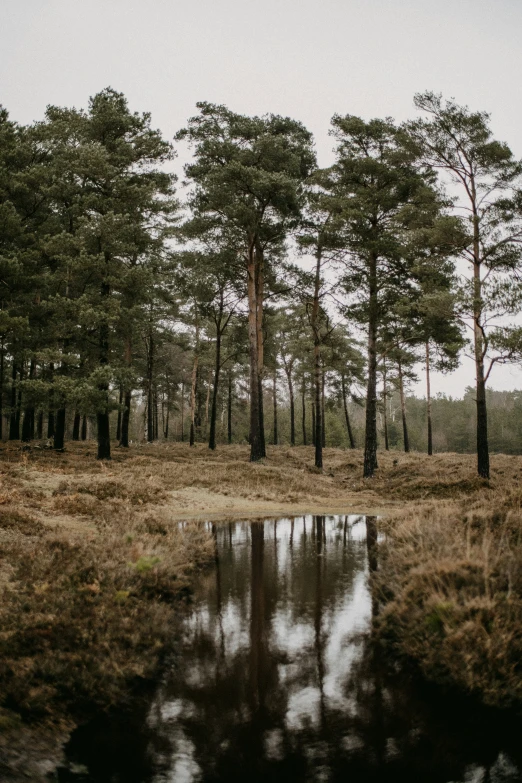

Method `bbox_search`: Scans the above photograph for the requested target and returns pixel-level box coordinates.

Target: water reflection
[60,516,522,783]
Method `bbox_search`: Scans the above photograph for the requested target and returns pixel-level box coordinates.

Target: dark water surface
[57,516,522,782]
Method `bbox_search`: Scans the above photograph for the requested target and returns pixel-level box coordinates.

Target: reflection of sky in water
[139,515,522,783]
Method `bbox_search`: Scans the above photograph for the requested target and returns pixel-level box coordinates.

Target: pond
[57,515,522,782]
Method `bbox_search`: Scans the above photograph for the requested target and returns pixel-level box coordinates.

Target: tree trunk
[81,414,87,441]
[181,378,185,442]
[272,369,278,446]
[72,412,81,441]
[247,238,266,461]
[209,319,222,451]
[54,406,66,450]
[147,334,154,443]
[301,378,307,446]
[341,372,355,448]
[382,357,389,451]
[397,355,410,453]
[15,362,23,437]
[120,336,132,448]
[154,386,159,441]
[311,402,316,447]
[204,370,211,438]
[473,257,489,476]
[9,360,19,440]
[96,280,111,461]
[120,391,131,447]
[286,367,295,446]
[21,358,36,443]
[37,411,43,439]
[227,371,233,445]
[0,339,4,440]
[321,362,326,449]
[425,342,433,456]
[190,354,198,448]
[164,392,170,439]
[116,385,123,442]
[311,243,323,469]
[47,362,55,438]
[363,252,378,477]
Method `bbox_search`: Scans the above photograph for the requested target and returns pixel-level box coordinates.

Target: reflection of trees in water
[336,624,522,783]
[141,516,522,783]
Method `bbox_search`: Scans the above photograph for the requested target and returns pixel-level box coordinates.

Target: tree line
[1,89,522,477]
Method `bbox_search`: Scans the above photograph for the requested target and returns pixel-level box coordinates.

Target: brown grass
[0,440,521,774]
[375,488,522,708]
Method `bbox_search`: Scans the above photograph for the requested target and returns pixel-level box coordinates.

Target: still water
[59,516,522,783]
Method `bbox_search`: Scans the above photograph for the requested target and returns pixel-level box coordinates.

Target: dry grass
[0,439,521,774]
[0,442,217,777]
[375,487,522,708]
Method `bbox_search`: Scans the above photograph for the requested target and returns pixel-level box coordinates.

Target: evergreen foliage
[0,89,521,470]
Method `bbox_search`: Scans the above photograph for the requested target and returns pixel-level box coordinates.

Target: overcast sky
[2,0,522,397]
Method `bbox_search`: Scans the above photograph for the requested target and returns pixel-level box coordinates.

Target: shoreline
[1,442,521,778]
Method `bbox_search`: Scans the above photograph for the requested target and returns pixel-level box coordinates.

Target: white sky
[2,0,522,397]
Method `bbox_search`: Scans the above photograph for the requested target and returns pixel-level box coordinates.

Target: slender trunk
[311,242,323,469]
[15,362,23,436]
[256,241,266,458]
[120,391,131,447]
[209,318,222,451]
[181,378,185,442]
[116,385,123,442]
[321,362,326,448]
[311,402,316,447]
[54,407,66,450]
[272,370,278,446]
[120,336,132,448]
[164,392,170,439]
[81,414,87,441]
[341,372,355,449]
[21,358,36,443]
[96,279,111,461]
[54,345,67,450]
[285,365,295,446]
[190,354,198,448]
[425,342,433,456]
[37,411,43,439]
[314,361,322,468]
[147,334,154,443]
[0,339,4,440]
[72,412,81,441]
[471,188,489,477]
[9,360,19,440]
[466,176,490,477]
[227,371,233,445]
[382,357,389,451]
[363,252,378,477]
[301,378,307,446]
[154,387,159,441]
[397,355,410,453]
[190,308,200,447]
[46,362,55,438]
[247,238,266,461]
[205,370,211,437]
[195,365,203,442]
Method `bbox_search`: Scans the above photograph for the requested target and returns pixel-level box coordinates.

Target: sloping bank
[375,484,522,708]
[0,476,214,781]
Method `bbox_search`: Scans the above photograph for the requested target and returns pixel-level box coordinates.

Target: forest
[2,88,522,477]
[4,85,522,780]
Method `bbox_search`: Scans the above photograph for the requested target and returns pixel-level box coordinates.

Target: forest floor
[0,440,521,779]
